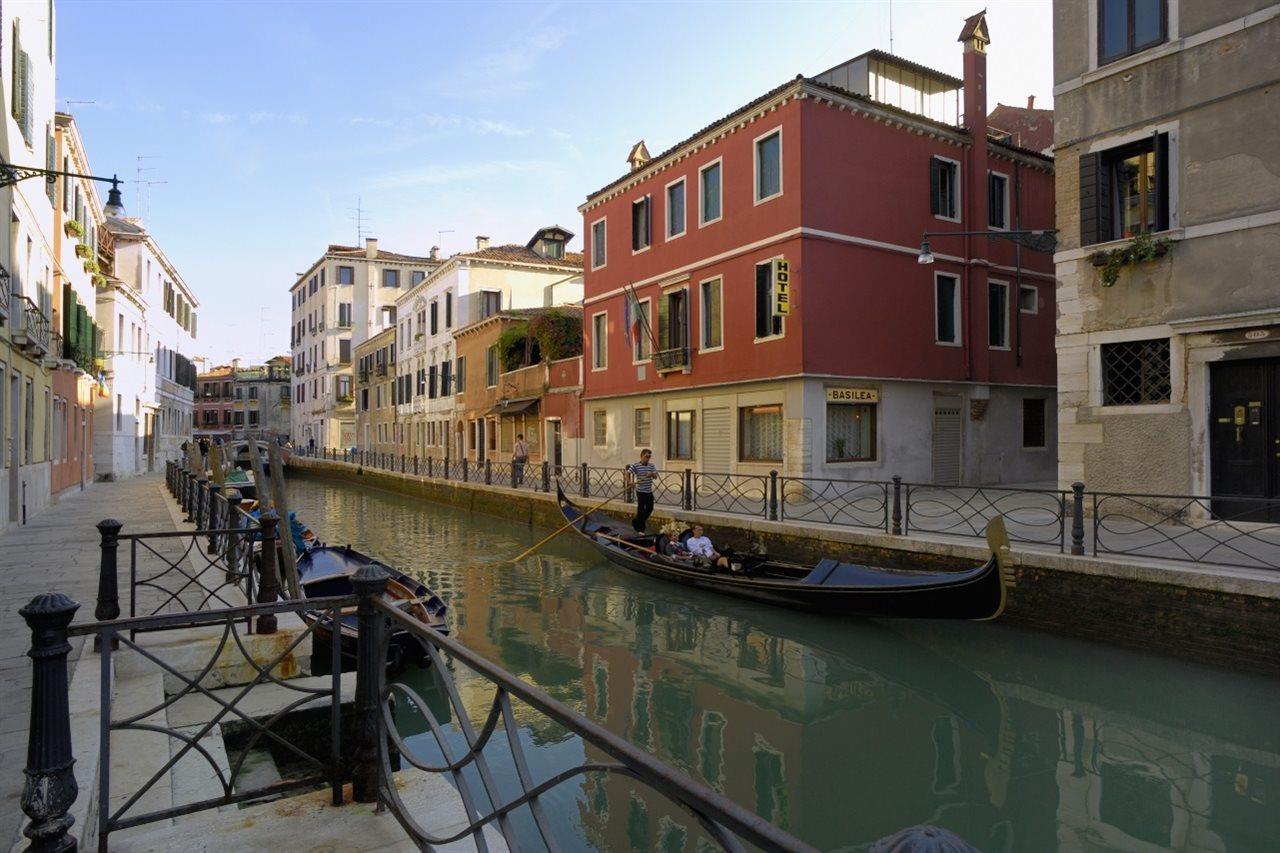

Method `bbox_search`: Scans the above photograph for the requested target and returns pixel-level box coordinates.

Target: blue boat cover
[800,559,947,587]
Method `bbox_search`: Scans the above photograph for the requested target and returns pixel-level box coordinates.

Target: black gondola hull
[557,485,1006,620]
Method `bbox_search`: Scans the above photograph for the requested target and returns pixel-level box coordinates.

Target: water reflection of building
[291,479,1280,851]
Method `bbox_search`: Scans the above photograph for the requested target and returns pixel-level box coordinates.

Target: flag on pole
[623,284,641,347]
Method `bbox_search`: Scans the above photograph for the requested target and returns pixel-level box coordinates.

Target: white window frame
[933,272,961,347]
[753,127,783,206]
[632,298,652,365]
[592,409,609,447]
[698,275,723,353]
[987,169,1009,231]
[591,310,608,371]
[988,278,1011,351]
[590,216,607,270]
[633,406,652,449]
[1019,284,1039,315]
[698,157,723,227]
[665,176,687,241]
[631,195,652,255]
[932,155,961,224]
[754,256,786,344]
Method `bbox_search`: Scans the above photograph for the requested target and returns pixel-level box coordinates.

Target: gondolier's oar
[506,489,625,564]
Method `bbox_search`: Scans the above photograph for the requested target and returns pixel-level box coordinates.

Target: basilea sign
[826,386,878,403]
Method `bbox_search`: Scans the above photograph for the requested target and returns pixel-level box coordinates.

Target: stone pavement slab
[0,474,183,851]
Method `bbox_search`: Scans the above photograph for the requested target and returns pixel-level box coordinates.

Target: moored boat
[297,545,448,668]
[556,484,1010,620]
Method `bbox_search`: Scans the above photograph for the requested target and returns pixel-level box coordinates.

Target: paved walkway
[0,474,181,851]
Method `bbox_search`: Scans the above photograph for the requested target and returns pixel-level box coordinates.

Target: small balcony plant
[74,242,91,259]
[1090,232,1172,287]
[64,219,84,238]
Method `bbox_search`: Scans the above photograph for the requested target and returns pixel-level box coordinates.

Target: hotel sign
[773,258,791,316]
[826,386,878,403]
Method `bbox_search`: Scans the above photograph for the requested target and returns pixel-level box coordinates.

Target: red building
[578,11,1056,485]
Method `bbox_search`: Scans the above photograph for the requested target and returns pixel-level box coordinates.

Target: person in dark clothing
[624,449,657,533]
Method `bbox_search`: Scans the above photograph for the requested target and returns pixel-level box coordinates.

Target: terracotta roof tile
[324,244,439,263]
[987,103,1055,153]
[453,244,584,270]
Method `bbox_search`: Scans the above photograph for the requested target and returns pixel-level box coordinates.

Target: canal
[286,475,1280,852]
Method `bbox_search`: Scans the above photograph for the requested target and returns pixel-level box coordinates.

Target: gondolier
[624,449,657,533]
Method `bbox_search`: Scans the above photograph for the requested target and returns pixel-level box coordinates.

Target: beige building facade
[1053,1,1280,514]
[353,327,397,457]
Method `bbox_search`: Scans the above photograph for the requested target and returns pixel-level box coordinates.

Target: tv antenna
[132,155,166,221]
[351,197,373,244]
[60,98,95,112]
[437,229,454,256]
[889,0,895,54]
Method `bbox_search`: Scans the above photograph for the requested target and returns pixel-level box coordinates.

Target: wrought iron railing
[299,447,1280,572]
[369,582,813,852]
[0,263,11,322]
[654,346,690,372]
[12,293,51,352]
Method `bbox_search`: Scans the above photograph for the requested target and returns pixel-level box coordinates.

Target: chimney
[959,10,989,140]
[365,237,378,259]
[475,235,490,251]
[1027,94,1036,109]
[627,140,651,172]
[429,245,439,261]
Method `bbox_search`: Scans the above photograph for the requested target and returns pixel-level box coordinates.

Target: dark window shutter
[1078,152,1114,246]
[929,158,941,216]
[645,197,652,247]
[1154,132,1170,231]
[755,264,771,338]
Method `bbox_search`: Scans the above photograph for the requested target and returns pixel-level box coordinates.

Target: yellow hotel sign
[773,258,791,316]
[826,387,878,403]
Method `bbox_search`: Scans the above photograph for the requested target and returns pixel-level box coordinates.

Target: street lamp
[0,159,124,217]
[917,229,1057,263]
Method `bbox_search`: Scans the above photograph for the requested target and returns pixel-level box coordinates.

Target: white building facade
[289,239,439,451]
[95,217,200,479]
[393,230,583,461]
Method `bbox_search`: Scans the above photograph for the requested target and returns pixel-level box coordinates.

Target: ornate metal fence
[904,482,1068,550]
[1092,491,1280,569]
[779,477,889,531]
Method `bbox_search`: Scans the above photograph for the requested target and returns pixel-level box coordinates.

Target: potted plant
[64,219,84,238]
[1089,232,1171,287]
[92,273,108,288]
[833,437,847,460]
[83,258,100,275]
[75,242,91,259]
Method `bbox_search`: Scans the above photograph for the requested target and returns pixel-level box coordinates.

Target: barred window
[1102,339,1170,405]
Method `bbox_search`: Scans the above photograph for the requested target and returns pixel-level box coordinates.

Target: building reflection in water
[286,480,1280,851]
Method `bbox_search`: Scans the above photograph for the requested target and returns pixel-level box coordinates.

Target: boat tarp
[800,559,957,588]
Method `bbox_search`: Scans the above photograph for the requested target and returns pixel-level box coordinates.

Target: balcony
[46,330,64,367]
[654,346,690,373]
[0,264,10,324]
[11,295,51,357]
[358,367,370,384]
[375,362,388,377]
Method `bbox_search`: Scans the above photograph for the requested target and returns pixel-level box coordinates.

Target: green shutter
[657,293,670,350]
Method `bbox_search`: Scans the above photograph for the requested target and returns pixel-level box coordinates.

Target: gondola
[556,484,1009,620]
[297,545,448,669]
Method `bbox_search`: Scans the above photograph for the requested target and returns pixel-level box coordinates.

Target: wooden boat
[556,485,1009,620]
[297,545,448,668]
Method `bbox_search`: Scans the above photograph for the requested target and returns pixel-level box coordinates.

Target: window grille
[1102,339,1170,405]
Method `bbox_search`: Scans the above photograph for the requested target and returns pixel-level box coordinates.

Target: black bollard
[769,470,779,521]
[256,512,282,634]
[892,475,903,535]
[1071,482,1086,556]
[351,563,389,802]
[20,592,81,853]
[94,519,123,651]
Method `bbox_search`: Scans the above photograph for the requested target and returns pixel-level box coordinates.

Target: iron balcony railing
[11,293,51,354]
[654,346,690,372]
[0,263,11,322]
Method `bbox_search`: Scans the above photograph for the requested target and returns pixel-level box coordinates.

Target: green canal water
[286,477,1280,852]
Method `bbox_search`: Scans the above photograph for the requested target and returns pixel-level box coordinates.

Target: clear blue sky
[57,0,1053,364]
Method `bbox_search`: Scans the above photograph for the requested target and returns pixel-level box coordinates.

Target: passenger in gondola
[658,528,694,561]
[685,525,734,572]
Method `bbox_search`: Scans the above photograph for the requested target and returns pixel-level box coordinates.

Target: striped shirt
[627,461,657,493]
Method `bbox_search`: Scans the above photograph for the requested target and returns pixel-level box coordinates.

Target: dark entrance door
[1210,358,1280,521]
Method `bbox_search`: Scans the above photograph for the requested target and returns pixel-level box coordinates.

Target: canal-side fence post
[485,458,492,485]
[683,468,693,511]
[1071,482,1085,556]
[462,459,469,482]
[581,462,589,498]
[225,492,244,581]
[256,512,282,634]
[891,476,903,535]
[199,475,212,528]
[183,471,196,523]
[352,564,389,803]
[541,460,550,493]
[19,592,80,853]
[428,456,434,478]
[413,455,419,476]
[769,470,779,521]
[400,454,406,473]
[95,519,123,652]
[206,485,223,554]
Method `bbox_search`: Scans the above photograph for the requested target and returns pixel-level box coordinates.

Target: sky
[57,0,1054,365]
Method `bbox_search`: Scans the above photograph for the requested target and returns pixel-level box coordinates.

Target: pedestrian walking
[624,449,657,533]
[512,433,529,487]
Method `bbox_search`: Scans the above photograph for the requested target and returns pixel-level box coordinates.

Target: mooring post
[20,592,80,853]
[1071,482,1086,556]
[256,511,282,634]
[352,563,390,803]
[683,469,693,511]
[541,460,550,493]
[485,458,492,485]
[197,476,210,528]
[891,475,903,535]
[225,492,244,580]
[769,470,779,521]
[206,485,222,554]
[94,519,123,652]
[428,456,434,478]
[413,455,419,476]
